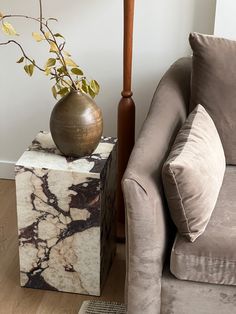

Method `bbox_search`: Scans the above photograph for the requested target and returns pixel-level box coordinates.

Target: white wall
[214,0,236,39]
[0,0,216,179]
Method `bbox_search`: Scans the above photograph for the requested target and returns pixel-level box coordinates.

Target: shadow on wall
[134,75,161,139]
[97,77,121,139]
[133,0,217,139]
[192,0,216,34]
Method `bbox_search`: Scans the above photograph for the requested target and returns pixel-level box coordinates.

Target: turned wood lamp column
[117,0,135,240]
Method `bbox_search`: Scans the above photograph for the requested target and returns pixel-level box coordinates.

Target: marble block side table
[15,131,117,296]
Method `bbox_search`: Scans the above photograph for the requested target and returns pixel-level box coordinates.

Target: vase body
[50,90,103,157]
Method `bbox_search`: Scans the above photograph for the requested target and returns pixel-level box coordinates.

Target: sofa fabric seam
[173,249,236,263]
[168,165,191,235]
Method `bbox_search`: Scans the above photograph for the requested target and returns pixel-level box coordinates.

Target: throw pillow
[162,104,225,242]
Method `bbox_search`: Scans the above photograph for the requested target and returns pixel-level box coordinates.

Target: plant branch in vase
[0,0,103,158]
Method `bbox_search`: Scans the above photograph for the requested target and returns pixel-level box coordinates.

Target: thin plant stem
[0,40,44,72]
[38,0,76,89]
[0,0,98,98]
[2,11,77,90]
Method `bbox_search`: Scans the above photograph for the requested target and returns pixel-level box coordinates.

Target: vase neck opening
[70,89,83,95]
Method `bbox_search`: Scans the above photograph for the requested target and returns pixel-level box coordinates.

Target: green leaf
[88,86,95,98]
[24,65,31,76]
[76,81,81,90]
[71,68,83,76]
[16,56,24,64]
[24,63,34,77]
[54,33,64,39]
[90,79,100,95]
[24,65,29,75]
[49,42,59,53]
[47,18,58,23]
[45,67,51,76]
[65,58,77,67]
[57,66,67,75]
[45,58,56,68]
[58,87,69,97]
[2,22,18,36]
[81,79,88,94]
[56,83,62,90]
[28,63,34,76]
[52,85,57,99]
[32,32,44,42]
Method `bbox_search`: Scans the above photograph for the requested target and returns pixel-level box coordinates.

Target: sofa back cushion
[162,105,225,242]
[189,32,236,164]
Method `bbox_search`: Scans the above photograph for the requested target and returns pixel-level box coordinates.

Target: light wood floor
[0,179,125,314]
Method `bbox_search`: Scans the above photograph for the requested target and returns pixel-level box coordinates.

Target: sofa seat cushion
[170,166,236,286]
[161,266,236,314]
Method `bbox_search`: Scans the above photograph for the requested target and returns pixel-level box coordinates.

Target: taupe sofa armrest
[122,58,191,314]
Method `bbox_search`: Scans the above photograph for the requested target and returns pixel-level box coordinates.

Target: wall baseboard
[0,160,15,180]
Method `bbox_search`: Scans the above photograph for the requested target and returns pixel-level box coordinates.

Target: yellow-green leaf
[61,79,71,87]
[63,50,71,57]
[28,64,34,76]
[71,68,83,76]
[24,65,30,76]
[65,58,77,67]
[76,81,82,90]
[45,32,51,39]
[90,79,100,95]
[47,18,58,23]
[52,85,57,99]
[32,32,44,42]
[88,86,95,98]
[66,80,72,86]
[56,83,62,90]
[24,64,34,77]
[57,66,67,75]
[24,65,29,75]
[2,22,18,36]
[16,56,24,64]
[58,87,69,96]
[45,58,56,68]
[45,67,51,76]
[81,79,88,94]
[54,33,64,39]
[49,42,58,53]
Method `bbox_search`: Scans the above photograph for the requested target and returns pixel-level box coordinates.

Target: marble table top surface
[16,131,117,176]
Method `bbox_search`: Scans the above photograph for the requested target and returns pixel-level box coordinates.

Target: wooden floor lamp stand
[117,0,135,242]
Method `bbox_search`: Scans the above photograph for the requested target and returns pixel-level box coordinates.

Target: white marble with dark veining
[15,132,117,296]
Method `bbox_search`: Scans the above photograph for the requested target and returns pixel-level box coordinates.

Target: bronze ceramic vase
[50,90,103,158]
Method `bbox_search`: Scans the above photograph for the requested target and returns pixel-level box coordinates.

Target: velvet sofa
[122,57,236,314]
